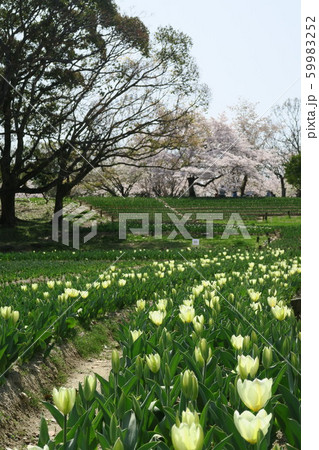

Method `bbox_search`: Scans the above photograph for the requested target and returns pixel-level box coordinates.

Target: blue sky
[116,0,300,118]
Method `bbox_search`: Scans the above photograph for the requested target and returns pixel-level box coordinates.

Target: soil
[0,342,114,450]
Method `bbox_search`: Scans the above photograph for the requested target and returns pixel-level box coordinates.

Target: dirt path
[0,345,114,450]
[46,348,113,442]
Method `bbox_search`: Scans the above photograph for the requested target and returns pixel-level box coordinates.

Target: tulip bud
[281,336,290,356]
[229,293,234,302]
[12,310,19,324]
[194,347,205,369]
[208,317,214,327]
[252,343,260,359]
[191,331,197,342]
[243,335,251,352]
[52,387,76,415]
[199,339,210,362]
[181,370,198,401]
[113,438,124,450]
[83,374,97,401]
[290,351,299,369]
[145,353,161,374]
[262,347,273,369]
[251,331,258,344]
[112,350,120,374]
[135,355,143,380]
[193,321,203,335]
[117,392,126,419]
[166,330,172,345]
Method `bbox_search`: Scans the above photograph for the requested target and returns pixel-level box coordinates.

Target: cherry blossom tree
[177,116,262,197]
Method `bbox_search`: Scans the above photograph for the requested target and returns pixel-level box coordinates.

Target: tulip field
[0,197,301,449]
[1,246,300,449]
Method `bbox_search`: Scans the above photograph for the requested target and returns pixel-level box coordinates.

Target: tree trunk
[0,190,16,227]
[187,176,197,197]
[240,174,248,197]
[54,183,71,214]
[279,175,286,197]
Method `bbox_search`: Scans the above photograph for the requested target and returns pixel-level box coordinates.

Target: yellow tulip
[267,296,277,307]
[237,355,259,379]
[231,335,244,350]
[136,299,146,311]
[234,409,272,444]
[145,353,161,373]
[149,310,165,326]
[248,290,261,302]
[179,305,195,323]
[172,421,204,450]
[250,302,262,313]
[130,329,143,342]
[52,387,76,415]
[237,378,273,412]
[271,305,289,321]
[156,299,168,311]
[183,299,194,307]
[181,408,200,426]
[0,306,12,319]
[64,288,79,298]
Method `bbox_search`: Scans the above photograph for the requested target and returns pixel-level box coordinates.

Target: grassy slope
[0,197,300,283]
